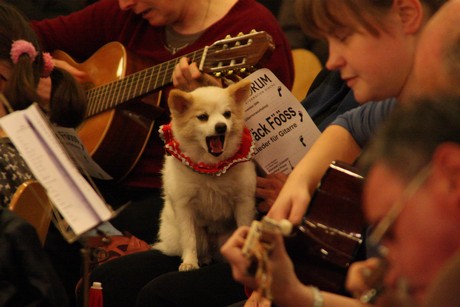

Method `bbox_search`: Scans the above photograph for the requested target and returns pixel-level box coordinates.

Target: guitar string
[85,49,204,116]
[84,32,268,116]
[87,61,183,114]
[85,33,259,116]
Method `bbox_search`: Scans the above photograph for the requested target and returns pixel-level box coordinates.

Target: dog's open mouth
[206,135,225,157]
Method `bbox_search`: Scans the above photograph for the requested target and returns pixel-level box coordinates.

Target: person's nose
[119,0,138,11]
[325,41,346,71]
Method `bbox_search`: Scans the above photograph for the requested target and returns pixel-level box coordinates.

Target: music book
[244,69,321,175]
[0,103,114,241]
[53,126,112,180]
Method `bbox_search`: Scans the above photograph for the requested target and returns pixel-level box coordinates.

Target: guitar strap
[159,123,255,176]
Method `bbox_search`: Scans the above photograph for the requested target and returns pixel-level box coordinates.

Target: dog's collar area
[159,123,255,176]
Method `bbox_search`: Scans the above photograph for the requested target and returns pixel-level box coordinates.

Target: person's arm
[31,0,126,58]
[221,226,366,307]
[267,125,361,224]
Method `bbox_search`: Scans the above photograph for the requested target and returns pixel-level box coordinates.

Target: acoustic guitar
[285,160,367,295]
[53,31,275,180]
[244,161,368,299]
[9,180,52,246]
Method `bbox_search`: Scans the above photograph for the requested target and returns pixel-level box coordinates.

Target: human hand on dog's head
[172,57,222,92]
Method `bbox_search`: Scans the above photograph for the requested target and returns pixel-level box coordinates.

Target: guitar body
[285,161,367,294]
[9,180,52,246]
[53,42,160,181]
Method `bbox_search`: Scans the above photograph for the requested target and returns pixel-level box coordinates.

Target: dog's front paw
[178,262,199,271]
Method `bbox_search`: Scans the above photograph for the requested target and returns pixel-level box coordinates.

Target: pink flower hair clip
[10,40,38,64]
[41,52,55,78]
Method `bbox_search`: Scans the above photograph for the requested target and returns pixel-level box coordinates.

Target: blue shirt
[332,98,397,148]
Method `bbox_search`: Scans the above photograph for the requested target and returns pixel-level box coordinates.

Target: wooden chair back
[291,48,322,101]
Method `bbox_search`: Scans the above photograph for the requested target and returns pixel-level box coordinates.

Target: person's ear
[395,0,425,35]
[431,143,460,211]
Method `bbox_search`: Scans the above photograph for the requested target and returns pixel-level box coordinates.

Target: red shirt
[32,0,294,188]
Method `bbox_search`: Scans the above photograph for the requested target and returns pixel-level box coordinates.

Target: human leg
[136,262,247,307]
[77,249,181,307]
[96,181,163,244]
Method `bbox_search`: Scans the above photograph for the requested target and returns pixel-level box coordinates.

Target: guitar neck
[85,48,205,118]
[82,31,275,118]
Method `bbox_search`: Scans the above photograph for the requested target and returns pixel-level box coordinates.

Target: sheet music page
[244,69,321,175]
[54,126,112,180]
[0,104,112,235]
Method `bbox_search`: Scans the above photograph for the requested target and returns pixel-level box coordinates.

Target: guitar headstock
[199,30,275,77]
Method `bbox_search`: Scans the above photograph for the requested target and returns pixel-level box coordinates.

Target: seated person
[256,0,444,214]
[5,0,89,20]
[0,207,69,306]
[222,96,460,306]
[0,1,86,205]
[268,0,446,224]
[0,2,87,305]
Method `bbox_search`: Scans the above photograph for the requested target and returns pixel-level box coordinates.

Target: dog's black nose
[215,123,227,134]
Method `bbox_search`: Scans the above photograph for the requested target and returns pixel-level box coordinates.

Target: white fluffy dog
[154,80,256,271]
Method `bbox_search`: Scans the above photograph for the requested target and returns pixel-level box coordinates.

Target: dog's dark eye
[223,111,231,119]
[197,114,209,121]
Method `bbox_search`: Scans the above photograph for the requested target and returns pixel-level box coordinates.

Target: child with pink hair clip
[0,3,87,305]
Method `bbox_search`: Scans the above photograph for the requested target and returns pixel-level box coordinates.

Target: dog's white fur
[153,80,256,271]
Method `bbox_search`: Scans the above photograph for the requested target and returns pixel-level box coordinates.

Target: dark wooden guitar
[244,161,367,299]
[53,31,275,180]
[284,160,367,295]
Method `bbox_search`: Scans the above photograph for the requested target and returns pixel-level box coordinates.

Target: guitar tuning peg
[225,34,232,39]
[227,70,234,75]
[237,32,244,36]
[250,29,256,33]
[214,72,222,78]
[239,68,247,74]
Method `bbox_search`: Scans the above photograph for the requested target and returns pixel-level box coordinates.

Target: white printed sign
[244,69,321,175]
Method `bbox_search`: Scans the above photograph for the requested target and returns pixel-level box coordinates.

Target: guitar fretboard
[82,31,274,118]
[85,48,204,118]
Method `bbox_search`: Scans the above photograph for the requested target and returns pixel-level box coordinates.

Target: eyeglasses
[368,163,432,250]
[359,164,432,304]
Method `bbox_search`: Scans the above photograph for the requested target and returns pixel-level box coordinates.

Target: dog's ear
[168,89,193,115]
[227,79,251,105]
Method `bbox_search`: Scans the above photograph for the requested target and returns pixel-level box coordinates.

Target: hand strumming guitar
[241,217,292,301]
[222,216,366,307]
[221,217,296,304]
